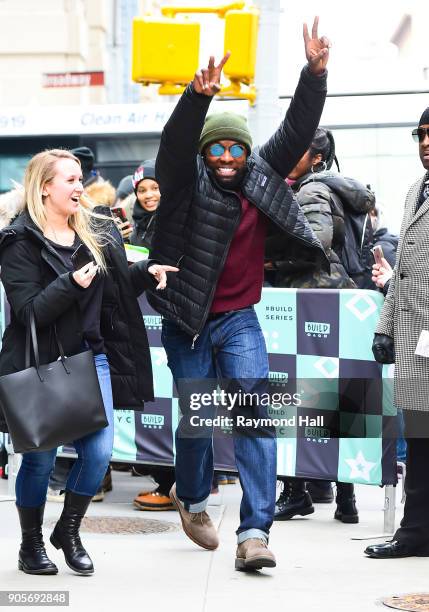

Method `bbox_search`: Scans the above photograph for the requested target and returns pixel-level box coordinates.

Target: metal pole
[248,0,282,145]
[106,0,140,104]
[383,485,396,535]
[351,485,396,541]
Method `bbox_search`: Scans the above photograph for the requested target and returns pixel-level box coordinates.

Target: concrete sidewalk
[0,471,428,612]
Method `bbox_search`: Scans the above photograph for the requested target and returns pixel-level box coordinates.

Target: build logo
[143,315,162,330]
[268,371,289,386]
[304,321,331,338]
[141,414,165,429]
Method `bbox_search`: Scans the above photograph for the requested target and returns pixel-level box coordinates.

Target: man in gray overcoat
[365,107,429,558]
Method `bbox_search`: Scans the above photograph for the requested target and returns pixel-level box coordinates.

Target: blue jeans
[162,307,277,544]
[15,354,114,507]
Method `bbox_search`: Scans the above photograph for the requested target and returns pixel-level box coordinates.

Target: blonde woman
[0,149,177,576]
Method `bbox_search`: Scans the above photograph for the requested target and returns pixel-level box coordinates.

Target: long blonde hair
[24,149,110,271]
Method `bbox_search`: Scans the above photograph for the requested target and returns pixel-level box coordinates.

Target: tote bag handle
[25,309,70,381]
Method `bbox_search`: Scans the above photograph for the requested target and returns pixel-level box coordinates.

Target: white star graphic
[345,450,377,482]
[153,348,168,366]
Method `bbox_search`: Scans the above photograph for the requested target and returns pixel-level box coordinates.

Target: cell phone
[372,245,384,266]
[71,243,94,271]
[111,206,128,224]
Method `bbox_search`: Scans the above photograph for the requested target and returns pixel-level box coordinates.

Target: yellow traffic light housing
[224,9,258,85]
[132,4,259,104]
[132,17,200,85]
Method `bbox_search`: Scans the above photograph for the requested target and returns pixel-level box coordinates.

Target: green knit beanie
[199,112,252,154]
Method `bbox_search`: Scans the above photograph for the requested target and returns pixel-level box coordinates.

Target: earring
[310,161,327,179]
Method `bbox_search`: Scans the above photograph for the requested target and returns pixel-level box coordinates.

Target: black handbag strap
[25,317,31,370]
[25,309,42,381]
[53,325,70,374]
[25,309,70,379]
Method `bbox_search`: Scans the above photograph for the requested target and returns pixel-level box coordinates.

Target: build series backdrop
[0,287,397,486]
[109,288,396,486]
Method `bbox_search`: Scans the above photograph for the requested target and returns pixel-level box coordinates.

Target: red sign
[42,71,105,88]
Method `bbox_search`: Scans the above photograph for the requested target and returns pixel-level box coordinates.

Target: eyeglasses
[412,127,429,143]
[208,143,246,158]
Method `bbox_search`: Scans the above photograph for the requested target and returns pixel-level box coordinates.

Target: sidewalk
[0,471,427,612]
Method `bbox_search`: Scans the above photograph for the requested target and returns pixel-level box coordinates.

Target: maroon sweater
[211,195,267,313]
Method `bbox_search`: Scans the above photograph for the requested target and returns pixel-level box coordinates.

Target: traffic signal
[132,17,200,84]
[223,9,259,84]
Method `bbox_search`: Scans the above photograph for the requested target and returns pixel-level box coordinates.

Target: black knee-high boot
[17,504,58,575]
[50,491,94,575]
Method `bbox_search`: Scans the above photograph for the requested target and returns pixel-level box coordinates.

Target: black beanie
[419,108,429,126]
[132,159,156,192]
[71,146,94,174]
[116,175,133,199]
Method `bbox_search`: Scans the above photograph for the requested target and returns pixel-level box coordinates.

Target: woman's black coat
[0,210,156,433]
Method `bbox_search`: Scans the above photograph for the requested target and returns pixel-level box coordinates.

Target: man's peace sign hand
[303,17,331,76]
[193,52,231,96]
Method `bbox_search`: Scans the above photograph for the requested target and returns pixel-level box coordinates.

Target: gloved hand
[372,333,395,364]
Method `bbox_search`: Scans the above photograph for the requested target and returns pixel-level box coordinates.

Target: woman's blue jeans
[15,354,114,507]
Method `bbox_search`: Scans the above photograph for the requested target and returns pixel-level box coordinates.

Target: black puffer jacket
[0,210,157,433]
[148,66,329,337]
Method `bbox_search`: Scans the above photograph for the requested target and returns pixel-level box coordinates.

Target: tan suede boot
[235,538,276,571]
[169,483,219,550]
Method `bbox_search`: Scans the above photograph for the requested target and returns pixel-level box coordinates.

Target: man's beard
[210,165,247,191]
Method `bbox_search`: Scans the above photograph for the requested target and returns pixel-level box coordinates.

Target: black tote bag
[0,310,108,453]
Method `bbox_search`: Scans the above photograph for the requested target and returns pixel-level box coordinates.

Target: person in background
[129,161,159,249]
[85,177,133,244]
[125,160,175,509]
[217,472,237,486]
[116,174,134,204]
[114,174,135,223]
[366,107,429,558]
[266,127,374,290]
[85,179,116,208]
[370,201,398,293]
[370,202,398,269]
[370,208,406,466]
[133,467,176,511]
[266,127,361,524]
[0,182,26,229]
[70,146,99,187]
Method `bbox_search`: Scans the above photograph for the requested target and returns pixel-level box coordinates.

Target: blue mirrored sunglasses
[208,143,245,158]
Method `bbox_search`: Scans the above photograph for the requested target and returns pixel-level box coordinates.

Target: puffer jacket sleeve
[0,239,86,328]
[296,182,334,253]
[258,65,327,177]
[155,83,212,199]
[129,258,160,297]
